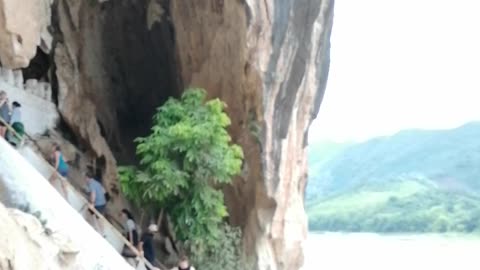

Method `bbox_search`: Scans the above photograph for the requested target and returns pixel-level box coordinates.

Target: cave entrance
[22,47,50,82]
[98,0,181,165]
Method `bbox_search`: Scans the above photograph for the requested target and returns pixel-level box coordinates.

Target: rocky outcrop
[0,0,334,269]
[0,0,53,68]
[52,0,180,216]
[170,1,334,269]
[0,203,80,270]
[53,0,121,209]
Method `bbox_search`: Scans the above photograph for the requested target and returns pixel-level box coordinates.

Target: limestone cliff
[170,2,334,269]
[0,0,334,269]
[0,203,79,270]
[0,0,52,68]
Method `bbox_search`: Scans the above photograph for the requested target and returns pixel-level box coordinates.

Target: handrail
[0,116,165,270]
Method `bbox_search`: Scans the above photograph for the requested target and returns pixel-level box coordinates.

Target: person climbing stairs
[0,117,164,270]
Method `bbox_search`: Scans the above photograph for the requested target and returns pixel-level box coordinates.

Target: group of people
[4,87,193,270]
[120,209,157,266]
[120,209,195,270]
[48,144,102,230]
[50,145,194,270]
[0,90,24,146]
[49,147,108,238]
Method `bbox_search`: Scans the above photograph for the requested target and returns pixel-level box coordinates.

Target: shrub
[119,88,244,251]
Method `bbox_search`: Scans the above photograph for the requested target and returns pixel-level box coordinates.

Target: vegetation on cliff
[119,89,245,268]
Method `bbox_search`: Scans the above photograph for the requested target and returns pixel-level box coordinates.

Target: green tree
[119,88,244,252]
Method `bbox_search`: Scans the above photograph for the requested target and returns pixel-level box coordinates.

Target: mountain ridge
[307,121,480,198]
[307,121,480,233]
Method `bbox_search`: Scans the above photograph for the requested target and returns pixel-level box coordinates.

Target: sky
[308,0,480,143]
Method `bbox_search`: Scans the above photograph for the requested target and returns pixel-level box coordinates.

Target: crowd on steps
[0,89,196,270]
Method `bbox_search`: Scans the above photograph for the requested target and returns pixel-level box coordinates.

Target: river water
[303,232,480,270]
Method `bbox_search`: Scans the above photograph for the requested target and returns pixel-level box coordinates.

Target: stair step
[0,117,164,270]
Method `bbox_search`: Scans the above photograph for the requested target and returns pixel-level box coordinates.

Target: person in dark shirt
[138,224,158,269]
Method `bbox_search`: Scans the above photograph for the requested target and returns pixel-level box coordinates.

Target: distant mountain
[306,122,480,233]
[306,141,352,200]
[308,178,480,233]
[307,122,480,198]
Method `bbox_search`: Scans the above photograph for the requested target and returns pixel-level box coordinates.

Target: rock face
[0,0,52,68]
[0,204,80,270]
[0,0,334,269]
[52,0,180,216]
[170,1,334,269]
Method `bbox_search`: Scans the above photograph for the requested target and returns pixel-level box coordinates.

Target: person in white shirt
[120,209,138,246]
[9,101,21,124]
[170,256,195,270]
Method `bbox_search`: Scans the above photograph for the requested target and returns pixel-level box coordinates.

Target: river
[303,232,480,270]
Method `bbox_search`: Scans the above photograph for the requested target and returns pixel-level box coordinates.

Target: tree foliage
[119,88,244,250]
[307,122,480,234]
[308,179,480,234]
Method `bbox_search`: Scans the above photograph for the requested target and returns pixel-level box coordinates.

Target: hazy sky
[309,0,480,143]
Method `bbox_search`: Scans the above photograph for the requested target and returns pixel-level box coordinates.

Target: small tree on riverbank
[119,88,244,258]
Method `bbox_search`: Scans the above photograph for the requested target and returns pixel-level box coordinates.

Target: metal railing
[0,116,165,270]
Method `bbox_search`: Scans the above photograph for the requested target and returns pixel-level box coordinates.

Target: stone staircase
[0,120,163,270]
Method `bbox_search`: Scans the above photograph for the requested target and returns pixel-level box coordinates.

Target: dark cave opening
[21,41,85,154]
[99,0,181,165]
[22,48,50,82]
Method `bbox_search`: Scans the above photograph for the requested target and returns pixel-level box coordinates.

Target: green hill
[307,122,480,233]
[306,141,351,200]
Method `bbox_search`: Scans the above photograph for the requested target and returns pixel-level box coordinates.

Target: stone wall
[0,67,59,136]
